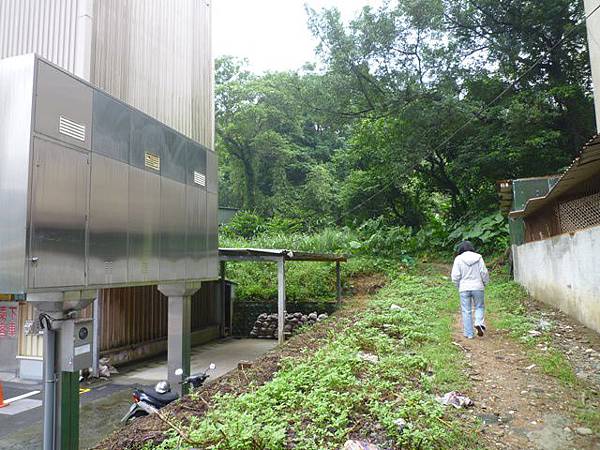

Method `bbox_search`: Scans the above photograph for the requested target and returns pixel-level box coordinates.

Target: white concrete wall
[513,225,600,334]
[586,0,600,131]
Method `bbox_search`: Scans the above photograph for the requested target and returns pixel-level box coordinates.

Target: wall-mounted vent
[144,152,160,171]
[59,116,86,142]
[193,171,206,186]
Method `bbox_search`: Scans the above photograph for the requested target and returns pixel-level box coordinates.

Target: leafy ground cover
[140,265,482,450]
[97,262,600,450]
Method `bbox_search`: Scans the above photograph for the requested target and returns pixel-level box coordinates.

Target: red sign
[0,304,17,338]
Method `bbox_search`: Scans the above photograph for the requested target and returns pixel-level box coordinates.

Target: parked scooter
[121,363,216,423]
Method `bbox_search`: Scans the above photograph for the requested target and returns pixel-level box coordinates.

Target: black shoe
[475,325,484,337]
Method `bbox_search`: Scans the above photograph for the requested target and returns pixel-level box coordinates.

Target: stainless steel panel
[131,111,166,172]
[128,166,161,282]
[206,191,219,279]
[0,53,217,294]
[29,138,89,289]
[163,131,187,183]
[187,143,207,187]
[159,178,187,280]
[185,186,205,279]
[88,154,129,285]
[0,55,35,293]
[92,92,131,163]
[206,150,218,193]
[35,61,93,150]
[189,143,207,179]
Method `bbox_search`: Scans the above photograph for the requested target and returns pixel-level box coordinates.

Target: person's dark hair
[457,240,475,255]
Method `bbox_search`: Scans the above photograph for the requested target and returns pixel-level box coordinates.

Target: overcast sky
[213,0,384,73]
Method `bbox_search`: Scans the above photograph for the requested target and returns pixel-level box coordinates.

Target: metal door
[159,178,187,280]
[29,139,89,289]
[128,166,161,283]
[185,185,204,279]
[88,154,129,285]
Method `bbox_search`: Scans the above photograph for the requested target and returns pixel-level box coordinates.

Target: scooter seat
[145,389,178,405]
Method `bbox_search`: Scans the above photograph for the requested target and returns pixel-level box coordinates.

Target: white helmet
[155,380,171,394]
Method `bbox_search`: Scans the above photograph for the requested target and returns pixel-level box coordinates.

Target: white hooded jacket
[451,251,490,292]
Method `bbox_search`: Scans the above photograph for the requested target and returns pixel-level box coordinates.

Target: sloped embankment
[96,268,481,449]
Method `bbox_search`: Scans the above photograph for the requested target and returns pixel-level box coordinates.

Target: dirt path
[453,317,600,450]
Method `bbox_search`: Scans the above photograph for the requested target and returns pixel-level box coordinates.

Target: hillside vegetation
[217,0,595,241]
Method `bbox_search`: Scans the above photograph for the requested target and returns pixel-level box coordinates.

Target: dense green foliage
[220,217,402,301]
[220,211,508,303]
[216,0,595,243]
[151,267,480,449]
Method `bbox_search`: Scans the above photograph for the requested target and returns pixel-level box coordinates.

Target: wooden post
[277,258,286,344]
[336,261,342,304]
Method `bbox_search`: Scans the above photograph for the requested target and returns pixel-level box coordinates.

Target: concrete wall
[586,0,600,131]
[513,225,600,334]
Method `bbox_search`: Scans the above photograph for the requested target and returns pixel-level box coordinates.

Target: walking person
[451,241,490,339]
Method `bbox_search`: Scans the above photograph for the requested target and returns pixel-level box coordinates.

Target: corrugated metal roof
[510,135,600,218]
[219,248,348,262]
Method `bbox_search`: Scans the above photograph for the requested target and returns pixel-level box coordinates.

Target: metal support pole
[159,282,200,397]
[91,291,101,378]
[168,296,191,396]
[42,327,56,450]
[336,261,342,304]
[219,261,226,337]
[60,370,80,450]
[31,291,95,450]
[277,258,286,344]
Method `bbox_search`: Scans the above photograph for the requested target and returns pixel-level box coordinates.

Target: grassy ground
[147,265,482,450]
[111,261,600,450]
[220,229,403,302]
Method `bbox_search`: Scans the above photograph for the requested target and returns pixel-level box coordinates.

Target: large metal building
[0,0,214,148]
[0,0,217,382]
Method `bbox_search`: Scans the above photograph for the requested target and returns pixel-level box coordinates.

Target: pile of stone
[249,311,328,339]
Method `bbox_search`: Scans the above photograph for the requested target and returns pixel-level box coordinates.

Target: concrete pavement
[117,337,276,384]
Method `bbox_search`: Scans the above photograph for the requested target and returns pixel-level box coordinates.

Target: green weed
[151,270,479,450]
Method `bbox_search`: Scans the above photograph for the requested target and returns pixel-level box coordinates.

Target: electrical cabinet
[59,319,93,372]
[0,55,218,294]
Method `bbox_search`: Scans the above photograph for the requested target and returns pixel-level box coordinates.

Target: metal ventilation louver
[193,171,206,186]
[144,152,161,171]
[58,116,86,142]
